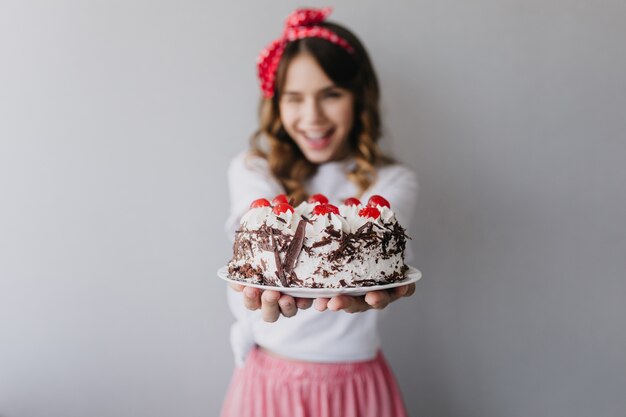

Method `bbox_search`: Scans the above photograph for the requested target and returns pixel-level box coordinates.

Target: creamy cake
[227,194,409,288]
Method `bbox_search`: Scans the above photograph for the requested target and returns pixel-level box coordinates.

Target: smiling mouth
[301,129,335,150]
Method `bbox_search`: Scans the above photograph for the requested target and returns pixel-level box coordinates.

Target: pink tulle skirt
[220,347,408,417]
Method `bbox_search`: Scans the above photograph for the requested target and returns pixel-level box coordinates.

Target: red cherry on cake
[312,203,340,216]
[358,206,381,219]
[367,195,390,208]
[273,202,294,215]
[343,197,361,206]
[271,193,289,206]
[249,198,271,209]
[307,193,329,204]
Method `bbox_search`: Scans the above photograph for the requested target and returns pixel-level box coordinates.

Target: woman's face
[279,52,355,164]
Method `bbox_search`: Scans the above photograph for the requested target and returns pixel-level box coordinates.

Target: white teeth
[305,132,326,139]
[303,130,331,140]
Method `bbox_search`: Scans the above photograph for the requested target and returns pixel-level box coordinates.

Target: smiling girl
[222,7,418,417]
[278,52,355,164]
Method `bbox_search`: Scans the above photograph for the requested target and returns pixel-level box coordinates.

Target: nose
[301,97,326,125]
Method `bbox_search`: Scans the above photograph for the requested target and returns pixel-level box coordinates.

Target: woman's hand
[230,282,415,321]
[229,284,313,322]
[313,283,416,313]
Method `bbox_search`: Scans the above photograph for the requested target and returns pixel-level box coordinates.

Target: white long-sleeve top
[224,151,418,366]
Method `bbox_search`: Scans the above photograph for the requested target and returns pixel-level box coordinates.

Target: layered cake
[227,193,409,288]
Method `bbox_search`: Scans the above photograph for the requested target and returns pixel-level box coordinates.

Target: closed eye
[283,94,302,103]
[282,93,303,103]
[322,90,343,99]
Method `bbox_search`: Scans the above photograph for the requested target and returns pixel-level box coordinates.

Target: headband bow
[257,7,355,98]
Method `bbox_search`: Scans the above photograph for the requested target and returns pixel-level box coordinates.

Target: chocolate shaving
[245,239,254,257]
[355,222,372,235]
[312,237,332,248]
[326,226,341,238]
[259,241,273,252]
[270,229,287,287]
[283,219,306,276]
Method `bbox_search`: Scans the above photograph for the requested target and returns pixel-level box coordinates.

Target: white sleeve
[224,152,284,366]
[226,288,258,367]
[364,164,419,263]
[224,152,284,239]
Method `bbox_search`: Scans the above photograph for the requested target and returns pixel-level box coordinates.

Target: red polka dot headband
[256,7,355,98]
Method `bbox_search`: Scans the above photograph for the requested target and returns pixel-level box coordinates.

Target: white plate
[217,265,422,298]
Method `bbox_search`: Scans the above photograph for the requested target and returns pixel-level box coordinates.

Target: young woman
[222,8,418,417]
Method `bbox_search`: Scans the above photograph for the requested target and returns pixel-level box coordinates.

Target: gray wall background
[1,1,625,416]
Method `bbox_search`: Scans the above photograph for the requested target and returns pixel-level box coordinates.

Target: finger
[386,286,406,303]
[327,295,353,312]
[296,298,313,310]
[278,294,297,318]
[404,283,416,297]
[364,291,391,309]
[334,296,372,313]
[314,298,330,312]
[261,290,281,322]
[229,283,245,292]
[392,283,416,301]
[394,284,409,298]
[242,287,262,310]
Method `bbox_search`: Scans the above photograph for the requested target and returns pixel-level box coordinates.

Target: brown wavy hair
[249,21,392,205]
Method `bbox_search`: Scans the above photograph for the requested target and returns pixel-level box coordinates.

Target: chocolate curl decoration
[283,218,307,277]
[256,7,355,98]
[270,230,288,287]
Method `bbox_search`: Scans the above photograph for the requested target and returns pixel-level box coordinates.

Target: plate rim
[217,265,422,297]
